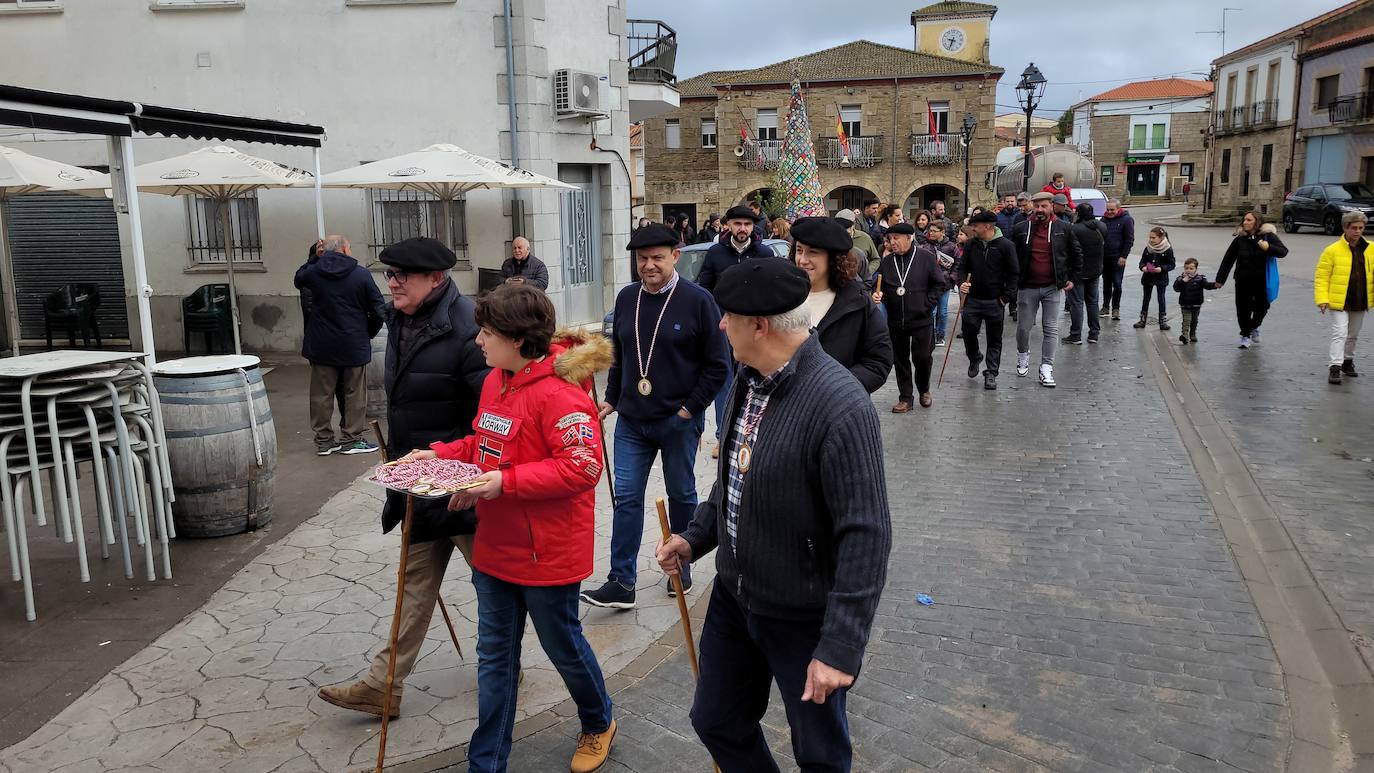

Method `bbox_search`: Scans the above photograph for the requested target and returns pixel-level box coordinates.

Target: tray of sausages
[369,458,485,499]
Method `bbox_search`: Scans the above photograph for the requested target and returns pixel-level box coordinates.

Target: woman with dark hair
[697,212,722,244]
[790,217,893,392]
[911,209,933,242]
[1215,210,1288,348]
[878,204,904,237]
[400,284,617,772]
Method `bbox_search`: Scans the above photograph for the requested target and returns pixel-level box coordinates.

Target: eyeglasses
[383,269,411,283]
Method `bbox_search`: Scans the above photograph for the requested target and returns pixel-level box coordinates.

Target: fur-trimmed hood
[1234,222,1278,237]
[552,327,613,386]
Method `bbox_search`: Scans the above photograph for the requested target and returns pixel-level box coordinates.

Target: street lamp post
[1015,63,1047,195]
[960,112,977,217]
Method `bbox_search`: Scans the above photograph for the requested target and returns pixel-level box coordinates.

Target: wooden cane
[375,493,412,773]
[590,382,616,509]
[656,498,720,773]
[937,275,969,387]
[372,420,464,661]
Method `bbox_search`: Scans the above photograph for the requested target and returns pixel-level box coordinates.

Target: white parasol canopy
[318,143,576,199]
[53,145,314,355]
[0,146,117,355]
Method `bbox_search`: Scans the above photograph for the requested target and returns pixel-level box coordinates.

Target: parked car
[602,238,790,337]
[1282,182,1374,235]
[1071,187,1108,218]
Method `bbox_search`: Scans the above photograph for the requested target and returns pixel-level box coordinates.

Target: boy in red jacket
[403,284,616,773]
[1041,172,1074,209]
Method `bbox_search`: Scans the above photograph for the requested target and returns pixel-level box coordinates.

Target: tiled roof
[676,70,740,98]
[629,123,642,149]
[1303,24,1374,56]
[1083,78,1214,103]
[1215,0,1365,65]
[911,1,997,17]
[714,40,1001,87]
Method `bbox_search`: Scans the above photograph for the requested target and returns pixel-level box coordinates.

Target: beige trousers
[309,363,368,446]
[363,534,474,698]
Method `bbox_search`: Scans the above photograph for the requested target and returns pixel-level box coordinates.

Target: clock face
[940,26,967,53]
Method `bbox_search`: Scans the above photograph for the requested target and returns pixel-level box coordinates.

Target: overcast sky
[628,0,1349,118]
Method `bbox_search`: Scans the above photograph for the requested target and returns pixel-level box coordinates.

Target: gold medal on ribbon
[737,443,752,473]
[637,377,653,396]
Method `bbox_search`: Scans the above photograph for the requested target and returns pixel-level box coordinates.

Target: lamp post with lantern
[1015,63,1047,195]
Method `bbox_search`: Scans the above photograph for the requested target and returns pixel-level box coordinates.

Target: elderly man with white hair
[657,257,891,772]
[499,236,550,290]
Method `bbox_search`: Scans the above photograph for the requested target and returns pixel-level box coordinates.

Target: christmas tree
[776,76,826,220]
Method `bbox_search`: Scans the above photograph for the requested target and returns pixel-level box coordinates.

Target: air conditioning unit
[554,69,610,119]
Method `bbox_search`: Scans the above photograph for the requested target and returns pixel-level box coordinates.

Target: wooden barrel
[152,355,277,538]
[366,325,387,419]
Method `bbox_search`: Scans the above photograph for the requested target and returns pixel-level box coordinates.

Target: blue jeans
[691,583,852,772]
[468,570,612,773]
[609,413,703,587]
[934,290,951,338]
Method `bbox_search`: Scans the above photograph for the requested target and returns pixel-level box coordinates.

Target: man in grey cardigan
[656,259,892,772]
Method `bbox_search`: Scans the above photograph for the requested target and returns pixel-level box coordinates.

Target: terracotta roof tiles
[1083,78,1214,103]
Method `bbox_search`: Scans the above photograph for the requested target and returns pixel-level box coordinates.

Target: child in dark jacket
[1172,257,1215,344]
[1135,226,1176,331]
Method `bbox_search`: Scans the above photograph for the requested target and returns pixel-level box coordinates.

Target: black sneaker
[1062,335,1083,345]
[983,373,997,390]
[968,354,983,379]
[934,335,946,347]
[317,442,343,456]
[1087,333,1099,344]
[1329,365,1344,385]
[1179,335,1189,345]
[580,580,636,609]
[667,575,693,597]
[1190,335,1199,343]
[1342,359,1359,377]
[1158,322,1171,331]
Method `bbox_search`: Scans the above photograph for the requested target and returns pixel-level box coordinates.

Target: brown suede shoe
[318,681,400,719]
[571,719,616,773]
[918,392,934,408]
[891,401,912,414]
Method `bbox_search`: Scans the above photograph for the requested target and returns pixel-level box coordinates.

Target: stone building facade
[645,3,1003,227]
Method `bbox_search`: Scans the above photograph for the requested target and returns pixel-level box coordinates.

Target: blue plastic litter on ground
[916,593,934,606]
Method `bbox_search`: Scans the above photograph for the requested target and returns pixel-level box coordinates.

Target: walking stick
[375,493,411,773]
[937,276,969,387]
[590,382,616,509]
[655,498,720,773]
[372,420,464,661]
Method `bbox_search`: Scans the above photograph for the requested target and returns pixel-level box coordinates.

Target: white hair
[323,234,349,252]
[765,303,812,334]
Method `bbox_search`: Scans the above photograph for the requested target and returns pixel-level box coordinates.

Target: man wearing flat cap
[1011,192,1082,388]
[656,258,891,772]
[318,236,490,718]
[959,211,1020,390]
[582,224,729,609]
[872,221,948,411]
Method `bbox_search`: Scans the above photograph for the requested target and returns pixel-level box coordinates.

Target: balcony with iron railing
[626,19,677,86]
[737,139,783,171]
[1215,99,1280,134]
[908,133,965,165]
[816,135,884,168]
[1329,93,1374,124]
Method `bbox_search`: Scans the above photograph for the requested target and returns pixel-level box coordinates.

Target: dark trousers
[1103,261,1126,310]
[889,324,934,400]
[691,583,852,773]
[961,298,1005,376]
[1066,275,1101,337]
[1181,305,1201,338]
[1140,282,1167,320]
[1234,277,1270,337]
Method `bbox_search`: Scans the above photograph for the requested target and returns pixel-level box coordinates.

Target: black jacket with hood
[294,250,386,367]
[875,244,947,328]
[1072,212,1108,278]
[698,234,778,292]
[1011,216,1083,290]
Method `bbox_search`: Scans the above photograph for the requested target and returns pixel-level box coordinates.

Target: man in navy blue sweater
[582,224,729,609]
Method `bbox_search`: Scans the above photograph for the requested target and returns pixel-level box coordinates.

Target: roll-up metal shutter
[6,192,128,340]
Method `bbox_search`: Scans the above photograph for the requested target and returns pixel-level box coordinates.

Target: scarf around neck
[1145,237,1172,255]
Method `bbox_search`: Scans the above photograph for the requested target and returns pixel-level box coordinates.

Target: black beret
[790,216,853,253]
[713,259,810,317]
[969,210,999,225]
[626,223,679,250]
[378,237,456,271]
[887,222,916,235]
[723,204,756,222]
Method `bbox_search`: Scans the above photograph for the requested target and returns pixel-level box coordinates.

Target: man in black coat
[1100,199,1136,320]
[958,211,1019,390]
[1011,193,1081,388]
[318,237,490,719]
[1065,203,1108,344]
[499,236,550,290]
[872,223,946,410]
[294,235,386,456]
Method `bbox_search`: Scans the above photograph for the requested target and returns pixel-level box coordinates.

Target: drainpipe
[1288,44,1304,195]
[890,77,899,204]
[503,0,524,239]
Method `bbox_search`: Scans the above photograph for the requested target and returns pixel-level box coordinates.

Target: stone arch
[825,185,878,215]
[903,183,964,222]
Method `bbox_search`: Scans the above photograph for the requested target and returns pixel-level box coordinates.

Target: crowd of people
[290,180,1370,773]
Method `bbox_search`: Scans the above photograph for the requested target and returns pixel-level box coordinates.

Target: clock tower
[911,1,995,64]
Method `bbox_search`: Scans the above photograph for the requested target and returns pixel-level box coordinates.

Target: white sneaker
[1016,352,1031,377]
[1039,365,1056,388]
[1249,329,1260,343]
[1238,336,1251,349]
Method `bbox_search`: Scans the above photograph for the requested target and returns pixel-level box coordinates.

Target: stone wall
[1209,125,1294,217]
[1088,110,1209,200]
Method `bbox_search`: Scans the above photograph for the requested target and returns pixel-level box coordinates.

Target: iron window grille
[186,192,262,265]
[367,188,469,267]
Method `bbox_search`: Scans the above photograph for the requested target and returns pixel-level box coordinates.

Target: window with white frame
[0,0,63,11]
[926,101,950,134]
[701,119,717,149]
[665,119,681,149]
[186,193,262,264]
[367,188,467,259]
[756,109,778,141]
[840,105,862,137]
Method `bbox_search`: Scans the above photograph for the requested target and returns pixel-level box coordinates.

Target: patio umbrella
[55,145,312,355]
[0,146,113,356]
[317,143,575,251]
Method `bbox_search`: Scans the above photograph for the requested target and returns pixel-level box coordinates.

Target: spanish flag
[835,113,850,156]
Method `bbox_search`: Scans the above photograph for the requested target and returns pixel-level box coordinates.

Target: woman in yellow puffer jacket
[1315,211,1374,384]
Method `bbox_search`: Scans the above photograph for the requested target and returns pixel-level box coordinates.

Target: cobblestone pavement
[0,414,718,773]
[491,283,1297,772]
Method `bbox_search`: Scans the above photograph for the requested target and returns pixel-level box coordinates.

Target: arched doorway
[903,184,963,221]
[825,185,877,215]
[740,187,776,218]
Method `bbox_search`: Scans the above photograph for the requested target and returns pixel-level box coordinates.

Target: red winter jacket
[430,330,612,586]
[1040,182,1074,209]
